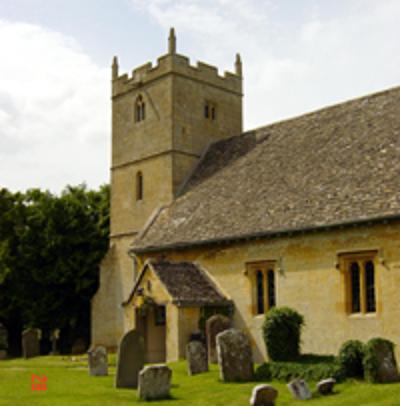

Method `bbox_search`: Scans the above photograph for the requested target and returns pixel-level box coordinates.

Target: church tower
[91,28,243,348]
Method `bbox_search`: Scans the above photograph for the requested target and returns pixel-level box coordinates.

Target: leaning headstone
[250,384,278,406]
[115,330,145,388]
[206,314,230,363]
[216,328,253,382]
[0,324,8,360]
[368,340,400,383]
[138,365,172,401]
[287,379,312,400]
[186,341,208,375]
[88,346,108,376]
[317,378,336,395]
[50,329,60,355]
[22,328,41,358]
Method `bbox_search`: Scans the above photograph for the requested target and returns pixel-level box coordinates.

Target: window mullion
[359,260,367,314]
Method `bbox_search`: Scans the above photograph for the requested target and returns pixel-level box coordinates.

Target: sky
[1,0,400,193]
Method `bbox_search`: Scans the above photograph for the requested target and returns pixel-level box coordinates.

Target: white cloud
[0,20,109,193]
[131,0,400,128]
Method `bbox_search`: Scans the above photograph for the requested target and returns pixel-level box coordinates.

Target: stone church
[91,29,400,363]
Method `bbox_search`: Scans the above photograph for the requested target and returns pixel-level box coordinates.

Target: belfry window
[135,95,146,122]
[246,261,276,315]
[204,101,217,121]
[341,252,377,314]
[136,171,143,201]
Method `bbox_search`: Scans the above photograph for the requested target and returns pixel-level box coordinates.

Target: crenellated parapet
[112,28,242,98]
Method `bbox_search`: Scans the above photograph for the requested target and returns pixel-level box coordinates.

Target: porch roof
[123,260,230,307]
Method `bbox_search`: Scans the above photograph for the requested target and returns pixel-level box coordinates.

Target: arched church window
[135,95,146,122]
[136,171,143,201]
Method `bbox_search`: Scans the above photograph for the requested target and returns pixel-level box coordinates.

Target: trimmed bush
[255,355,345,382]
[363,338,397,383]
[262,307,304,361]
[338,340,365,378]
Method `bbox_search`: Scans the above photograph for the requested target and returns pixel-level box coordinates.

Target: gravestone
[71,337,87,355]
[206,314,230,363]
[115,330,145,388]
[317,378,336,395]
[22,328,40,357]
[22,328,41,358]
[250,384,278,406]
[186,340,208,375]
[287,379,312,400]
[138,365,172,401]
[88,346,108,376]
[0,324,8,360]
[370,340,400,383]
[50,329,60,355]
[216,328,253,382]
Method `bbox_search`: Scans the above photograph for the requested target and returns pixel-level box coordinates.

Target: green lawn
[1,356,400,405]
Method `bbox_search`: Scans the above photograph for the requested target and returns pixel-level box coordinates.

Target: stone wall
[138,221,400,363]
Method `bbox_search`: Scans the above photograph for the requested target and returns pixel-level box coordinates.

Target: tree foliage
[0,184,109,354]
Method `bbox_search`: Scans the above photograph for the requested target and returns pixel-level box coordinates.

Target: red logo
[31,374,47,391]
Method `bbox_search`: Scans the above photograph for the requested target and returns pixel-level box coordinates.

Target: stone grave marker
[50,329,60,355]
[317,378,336,395]
[216,328,253,382]
[88,346,108,376]
[115,330,145,388]
[138,365,172,401]
[22,328,41,359]
[71,337,87,355]
[287,378,312,400]
[206,314,230,363]
[250,384,278,406]
[370,340,400,383]
[186,340,208,375]
[0,324,8,360]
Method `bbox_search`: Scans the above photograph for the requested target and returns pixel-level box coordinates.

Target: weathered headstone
[371,340,400,383]
[50,329,60,355]
[250,384,278,406]
[115,330,145,388]
[287,379,312,400]
[71,337,87,355]
[88,346,108,376]
[206,314,230,363]
[317,378,336,395]
[22,328,41,359]
[186,340,208,375]
[216,328,253,382]
[0,324,8,360]
[138,365,172,401]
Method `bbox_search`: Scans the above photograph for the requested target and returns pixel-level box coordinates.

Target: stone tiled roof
[133,86,400,252]
[124,260,230,306]
[151,261,229,306]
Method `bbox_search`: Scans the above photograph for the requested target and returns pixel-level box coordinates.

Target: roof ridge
[250,84,400,134]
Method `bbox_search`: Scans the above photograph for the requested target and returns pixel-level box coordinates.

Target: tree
[0,184,109,354]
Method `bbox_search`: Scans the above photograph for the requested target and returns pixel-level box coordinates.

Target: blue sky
[1,0,400,192]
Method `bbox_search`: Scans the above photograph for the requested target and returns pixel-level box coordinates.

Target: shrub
[255,355,345,382]
[262,307,304,361]
[338,340,365,378]
[363,337,396,383]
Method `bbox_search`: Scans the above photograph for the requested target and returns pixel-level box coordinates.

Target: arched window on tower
[136,171,143,201]
[135,95,146,122]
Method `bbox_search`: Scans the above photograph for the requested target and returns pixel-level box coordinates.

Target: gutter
[130,213,400,254]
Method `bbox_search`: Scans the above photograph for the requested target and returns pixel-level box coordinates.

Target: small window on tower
[204,101,217,121]
[136,171,143,201]
[135,95,146,122]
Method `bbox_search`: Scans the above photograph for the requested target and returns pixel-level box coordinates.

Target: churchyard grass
[1,356,400,405]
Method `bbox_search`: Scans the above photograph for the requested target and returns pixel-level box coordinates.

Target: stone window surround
[245,260,276,316]
[338,250,378,316]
